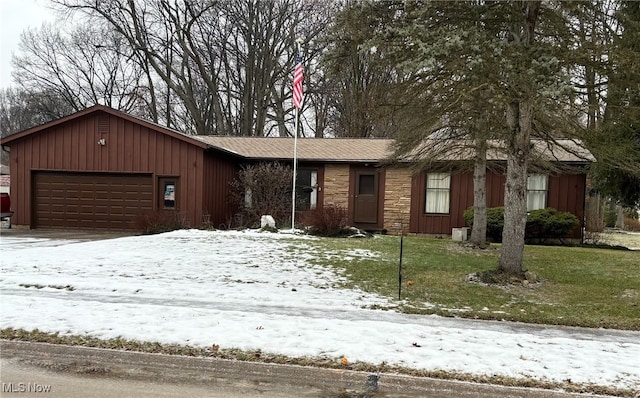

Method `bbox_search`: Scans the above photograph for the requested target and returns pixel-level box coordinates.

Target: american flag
[293,52,303,110]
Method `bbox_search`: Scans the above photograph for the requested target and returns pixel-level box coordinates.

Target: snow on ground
[1,229,638,391]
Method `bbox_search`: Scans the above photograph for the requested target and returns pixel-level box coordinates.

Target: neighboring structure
[0,105,594,237]
[0,164,9,194]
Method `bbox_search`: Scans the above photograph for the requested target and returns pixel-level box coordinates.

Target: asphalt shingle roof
[194,136,594,164]
[193,136,395,162]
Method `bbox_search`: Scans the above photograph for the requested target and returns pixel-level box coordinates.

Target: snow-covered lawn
[1,229,638,391]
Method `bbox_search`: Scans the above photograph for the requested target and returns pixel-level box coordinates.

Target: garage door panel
[33,172,153,230]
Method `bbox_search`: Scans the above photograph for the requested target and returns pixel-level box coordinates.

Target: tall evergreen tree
[335,1,593,274]
[592,1,640,208]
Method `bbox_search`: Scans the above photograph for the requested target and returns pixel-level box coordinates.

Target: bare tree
[53,0,333,136]
[0,88,72,137]
[13,22,148,115]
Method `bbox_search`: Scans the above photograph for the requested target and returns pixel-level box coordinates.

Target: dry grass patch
[1,328,634,397]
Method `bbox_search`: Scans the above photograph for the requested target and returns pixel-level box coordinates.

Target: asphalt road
[0,341,614,398]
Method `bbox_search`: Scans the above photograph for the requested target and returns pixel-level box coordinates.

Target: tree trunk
[470,138,487,244]
[499,100,532,274]
[615,206,625,229]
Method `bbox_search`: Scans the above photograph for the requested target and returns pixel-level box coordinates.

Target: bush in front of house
[135,211,188,234]
[525,208,580,243]
[302,205,349,236]
[464,206,579,243]
[229,162,294,228]
[463,206,505,242]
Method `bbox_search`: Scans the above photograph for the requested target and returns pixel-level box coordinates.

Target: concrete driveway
[0,227,135,243]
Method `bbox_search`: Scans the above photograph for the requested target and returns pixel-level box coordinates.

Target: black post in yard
[398,233,404,300]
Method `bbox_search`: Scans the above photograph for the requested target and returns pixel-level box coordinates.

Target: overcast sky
[0,0,55,89]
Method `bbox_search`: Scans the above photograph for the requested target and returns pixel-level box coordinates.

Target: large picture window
[527,175,548,211]
[425,173,450,214]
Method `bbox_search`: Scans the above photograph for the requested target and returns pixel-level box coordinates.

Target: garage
[33,172,153,230]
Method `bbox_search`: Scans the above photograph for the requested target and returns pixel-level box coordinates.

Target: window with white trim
[527,175,548,211]
[296,169,318,210]
[244,188,253,208]
[425,173,451,214]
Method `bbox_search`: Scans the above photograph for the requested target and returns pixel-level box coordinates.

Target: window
[296,169,318,210]
[358,174,375,195]
[159,177,178,210]
[425,173,450,214]
[244,188,253,208]
[527,175,548,211]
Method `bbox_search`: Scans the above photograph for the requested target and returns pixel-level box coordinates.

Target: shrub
[464,206,505,242]
[525,208,579,243]
[464,206,579,244]
[229,162,294,228]
[624,217,640,232]
[302,205,348,236]
[135,211,188,234]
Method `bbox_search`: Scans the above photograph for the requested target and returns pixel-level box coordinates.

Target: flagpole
[291,39,302,231]
[291,105,299,231]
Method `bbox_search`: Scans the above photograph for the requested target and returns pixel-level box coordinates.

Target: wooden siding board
[165,135,172,173]
[187,145,199,226]
[133,124,141,171]
[113,117,123,171]
[78,118,86,170]
[53,127,61,169]
[31,134,40,170]
[46,132,54,169]
[124,120,130,170]
[159,129,167,174]
[70,121,79,169]
[62,126,67,169]
[149,127,157,172]
[409,173,421,233]
[201,153,238,227]
[486,172,506,207]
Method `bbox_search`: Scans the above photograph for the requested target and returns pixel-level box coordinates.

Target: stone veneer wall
[323,164,350,208]
[383,167,412,235]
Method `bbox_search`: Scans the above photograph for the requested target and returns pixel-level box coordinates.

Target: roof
[0,105,208,150]
[530,139,596,163]
[0,105,594,164]
[406,139,595,163]
[195,136,395,162]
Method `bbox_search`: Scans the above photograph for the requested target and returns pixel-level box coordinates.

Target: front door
[353,171,378,224]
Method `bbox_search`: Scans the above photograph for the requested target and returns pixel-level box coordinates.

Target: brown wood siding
[7,110,207,229]
[410,172,475,234]
[33,172,153,230]
[547,174,586,238]
[486,172,506,207]
[202,152,239,228]
[410,170,587,237]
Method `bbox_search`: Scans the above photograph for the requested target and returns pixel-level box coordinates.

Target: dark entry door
[353,171,378,224]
